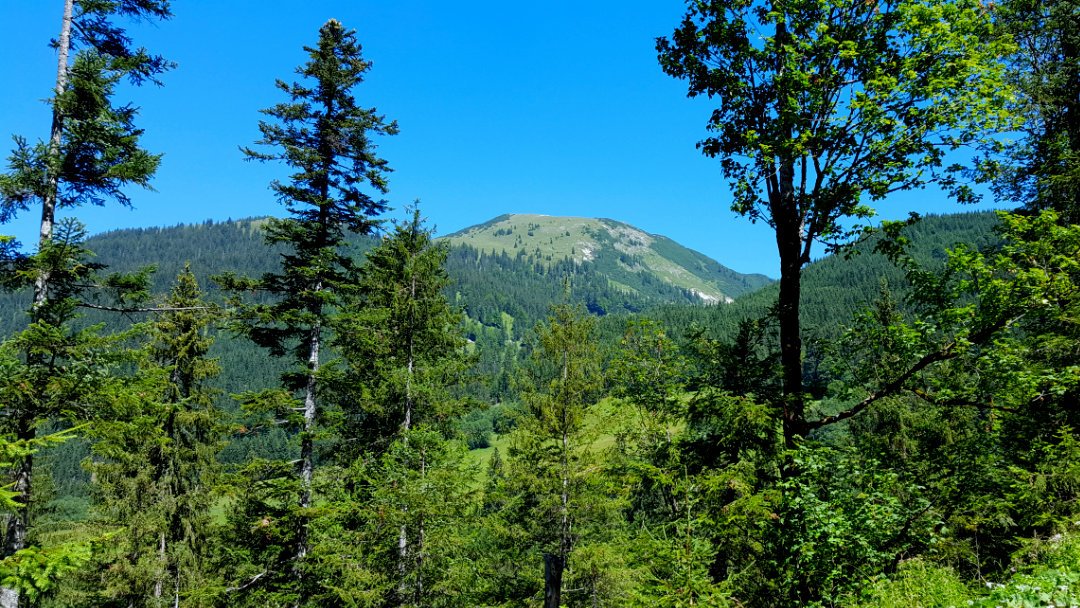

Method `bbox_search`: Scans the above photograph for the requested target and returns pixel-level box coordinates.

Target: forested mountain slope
[1,210,1002,354]
[2,214,770,341]
[445,213,771,303]
[637,211,1004,342]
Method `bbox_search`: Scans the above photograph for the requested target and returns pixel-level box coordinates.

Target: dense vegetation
[1,2,1079,608]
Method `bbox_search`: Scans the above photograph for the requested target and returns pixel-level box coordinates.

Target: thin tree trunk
[414,448,425,607]
[398,274,418,605]
[0,425,32,608]
[297,320,320,563]
[555,354,571,606]
[34,0,75,312]
[2,9,74,606]
[154,532,166,600]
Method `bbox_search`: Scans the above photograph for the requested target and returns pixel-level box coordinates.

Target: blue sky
[0,1,997,278]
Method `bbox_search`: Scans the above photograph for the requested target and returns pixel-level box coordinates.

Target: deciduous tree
[658,0,1014,445]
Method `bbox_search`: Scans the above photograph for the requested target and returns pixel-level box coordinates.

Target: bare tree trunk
[33,0,75,312]
[2,8,74,607]
[398,523,408,604]
[770,17,807,450]
[775,209,805,449]
[154,532,166,600]
[297,321,320,560]
[293,317,320,608]
[398,275,418,605]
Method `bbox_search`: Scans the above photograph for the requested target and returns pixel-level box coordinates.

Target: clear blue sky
[0,1,996,278]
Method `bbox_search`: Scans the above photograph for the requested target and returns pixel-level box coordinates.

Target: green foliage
[0,1,171,225]
[658,0,1013,220]
[768,445,938,605]
[333,207,469,455]
[989,0,1080,223]
[78,266,222,607]
[217,19,398,601]
[844,559,972,608]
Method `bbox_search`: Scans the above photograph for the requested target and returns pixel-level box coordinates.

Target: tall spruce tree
[335,207,467,451]
[0,4,171,605]
[513,301,604,608]
[217,18,397,601]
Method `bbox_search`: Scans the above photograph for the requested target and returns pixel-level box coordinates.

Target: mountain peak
[442,214,771,302]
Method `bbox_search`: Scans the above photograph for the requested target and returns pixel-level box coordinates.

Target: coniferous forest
[2,2,1080,607]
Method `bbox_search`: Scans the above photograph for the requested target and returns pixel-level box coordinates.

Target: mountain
[444,214,771,303]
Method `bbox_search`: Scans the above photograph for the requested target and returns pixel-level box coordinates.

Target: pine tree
[217,18,397,601]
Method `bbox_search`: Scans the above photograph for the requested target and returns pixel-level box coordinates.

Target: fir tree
[513,302,604,608]
[331,208,471,607]
[217,18,397,602]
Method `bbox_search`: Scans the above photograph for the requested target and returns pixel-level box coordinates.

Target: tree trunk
[0,425,32,608]
[766,15,808,449]
[414,448,425,607]
[2,9,74,606]
[295,319,320,578]
[33,0,75,313]
[154,532,166,600]
[543,552,564,608]
[775,213,806,448]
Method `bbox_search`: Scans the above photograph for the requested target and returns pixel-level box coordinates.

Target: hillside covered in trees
[1,2,1080,608]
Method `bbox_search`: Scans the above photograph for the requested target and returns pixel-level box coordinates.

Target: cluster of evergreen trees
[1,1,1080,607]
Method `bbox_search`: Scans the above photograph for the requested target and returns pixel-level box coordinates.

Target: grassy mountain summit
[444,213,772,303]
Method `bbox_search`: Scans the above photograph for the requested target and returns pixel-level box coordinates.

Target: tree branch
[808,346,956,430]
[76,303,214,313]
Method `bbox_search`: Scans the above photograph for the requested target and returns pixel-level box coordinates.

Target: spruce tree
[336,207,466,450]
[69,266,220,608]
[0,5,171,604]
[513,302,604,608]
[217,18,397,601]
[331,208,470,607]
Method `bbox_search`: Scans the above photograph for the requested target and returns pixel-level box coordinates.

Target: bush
[845,559,971,608]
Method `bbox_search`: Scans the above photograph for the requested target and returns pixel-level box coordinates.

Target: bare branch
[76,303,215,314]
